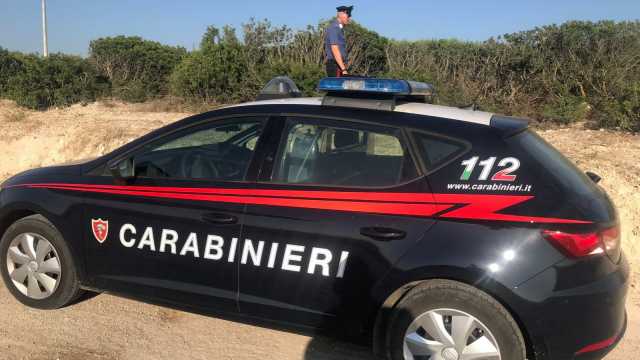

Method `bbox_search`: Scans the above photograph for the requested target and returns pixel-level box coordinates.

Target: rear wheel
[0,214,83,309]
[387,280,526,360]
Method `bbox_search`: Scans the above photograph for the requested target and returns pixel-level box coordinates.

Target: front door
[237,116,437,331]
[83,116,267,313]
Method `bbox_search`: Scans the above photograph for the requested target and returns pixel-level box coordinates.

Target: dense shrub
[383,21,640,129]
[3,53,105,110]
[542,96,591,125]
[170,27,248,103]
[342,22,388,75]
[169,19,388,103]
[592,82,640,131]
[240,20,329,97]
[0,47,22,95]
[1,19,639,131]
[89,36,186,102]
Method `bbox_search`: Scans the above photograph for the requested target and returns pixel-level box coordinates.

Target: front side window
[272,118,417,187]
[132,118,264,181]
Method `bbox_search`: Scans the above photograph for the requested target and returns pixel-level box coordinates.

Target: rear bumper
[574,311,627,360]
[512,252,630,360]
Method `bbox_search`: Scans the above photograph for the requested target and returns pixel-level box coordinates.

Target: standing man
[325,5,353,77]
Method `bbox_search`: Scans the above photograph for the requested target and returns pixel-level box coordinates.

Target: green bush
[89,36,186,102]
[286,63,325,96]
[343,22,388,75]
[3,53,105,110]
[169,50,224,102]
[169,45,247,103]
[112,79,148,103]
[169,20,388,104]
[0,47,23,95]
[260,61,325,96]
[592,83,640,131]
[1,19,639,132]
[542,96,591,124]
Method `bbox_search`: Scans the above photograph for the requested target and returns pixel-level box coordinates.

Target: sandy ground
[0,100,638,360]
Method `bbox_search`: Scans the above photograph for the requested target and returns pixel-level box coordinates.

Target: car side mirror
[586,171,601,184]
[109,158,135,180]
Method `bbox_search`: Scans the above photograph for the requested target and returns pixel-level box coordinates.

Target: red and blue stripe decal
[11,183,591,224]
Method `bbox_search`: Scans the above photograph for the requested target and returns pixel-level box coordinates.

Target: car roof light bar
[318,77,435,97]
[318,77,436,111]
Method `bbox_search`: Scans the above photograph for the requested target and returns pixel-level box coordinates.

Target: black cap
[336,5,353,17]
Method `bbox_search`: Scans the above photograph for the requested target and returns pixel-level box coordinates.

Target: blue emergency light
[318,77,434,97]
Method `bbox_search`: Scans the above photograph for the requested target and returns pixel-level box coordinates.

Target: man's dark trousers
[326,60,342,77]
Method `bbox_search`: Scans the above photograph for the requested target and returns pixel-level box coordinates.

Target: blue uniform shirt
[325,20,348,63]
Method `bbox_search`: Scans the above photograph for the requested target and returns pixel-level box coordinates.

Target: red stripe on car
[12,183,592,224]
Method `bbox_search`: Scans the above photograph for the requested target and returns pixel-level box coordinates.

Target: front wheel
[387,280,526,360]
[0,214,84,309]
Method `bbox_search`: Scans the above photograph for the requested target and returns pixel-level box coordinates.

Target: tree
[89,36,186,102]
[0,47,23,95]
[4,53,103,109]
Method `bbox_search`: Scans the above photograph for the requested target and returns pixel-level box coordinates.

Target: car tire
[0,214,84,309]
[387,279,526,360]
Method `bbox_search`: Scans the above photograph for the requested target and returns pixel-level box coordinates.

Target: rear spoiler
[490,115,529,138]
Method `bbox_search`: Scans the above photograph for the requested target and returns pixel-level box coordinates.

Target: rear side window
[272,118,418,187]
[412,132,467,171]
[509,130,598,196]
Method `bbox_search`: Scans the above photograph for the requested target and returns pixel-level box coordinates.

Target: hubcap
[6,233,61,300]
[28,261,39,272]
[442,347,459,360]
[403,308,501,360]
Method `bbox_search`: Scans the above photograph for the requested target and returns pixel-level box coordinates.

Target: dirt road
[0,285,637,360]
[0,100,637,359]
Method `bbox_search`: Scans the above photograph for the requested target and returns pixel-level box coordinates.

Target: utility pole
[41,0,49,57]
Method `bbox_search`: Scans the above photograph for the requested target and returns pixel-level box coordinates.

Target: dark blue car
[0,77,628,360]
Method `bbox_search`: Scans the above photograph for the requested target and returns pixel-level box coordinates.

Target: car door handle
[360,227,406,241]
[201,213,238,225]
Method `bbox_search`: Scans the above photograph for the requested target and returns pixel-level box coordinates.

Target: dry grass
[96,96,222,114]
[2,109,28,122]
[98,99,118,108]
[121,96,221,114]
[0,100,190,176]
[156,308,184,323]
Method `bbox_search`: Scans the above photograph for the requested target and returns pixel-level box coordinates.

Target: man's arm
[330,45,348,74]
[327,26,348,75]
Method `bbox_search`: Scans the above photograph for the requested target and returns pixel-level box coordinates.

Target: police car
[0,76,629,360]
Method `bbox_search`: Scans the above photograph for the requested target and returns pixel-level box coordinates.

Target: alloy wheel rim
[6,233,61,300]
[403,308,501,360]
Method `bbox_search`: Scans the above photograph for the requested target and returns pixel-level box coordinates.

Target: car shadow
[303,336,373,360]
[70,290,101,305]
[303,239,386,360]
[67,289,377,359]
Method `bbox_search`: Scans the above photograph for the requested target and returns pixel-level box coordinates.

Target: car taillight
[542,224,621,262]
[601,226,621,263]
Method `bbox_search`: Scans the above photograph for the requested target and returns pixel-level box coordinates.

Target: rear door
[237,115,438,330]
[82,116,267,313]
